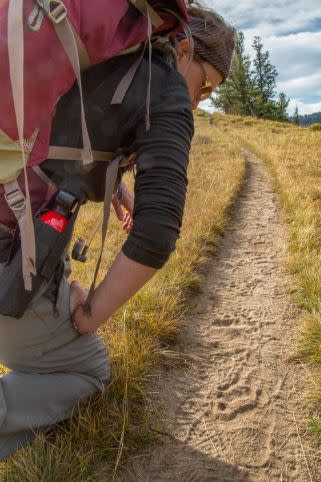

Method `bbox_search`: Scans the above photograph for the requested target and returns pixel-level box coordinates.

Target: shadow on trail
[120,438,253,481]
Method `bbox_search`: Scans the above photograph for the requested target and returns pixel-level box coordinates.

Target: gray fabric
[0,262,109,460]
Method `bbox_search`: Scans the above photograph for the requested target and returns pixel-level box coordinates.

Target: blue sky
[203,0,321,115]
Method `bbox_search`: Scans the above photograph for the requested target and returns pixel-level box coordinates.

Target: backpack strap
[71,26,91,71]
[129,0,164,28]
[112,1,153,131]
[87,155,122,303]
[46,146,135,169]
[36,0,93,166]
[47,146,115,163]
[28,2,91,71]
[6,0,37,290]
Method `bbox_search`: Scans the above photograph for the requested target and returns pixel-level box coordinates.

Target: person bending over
[0,3,234,459]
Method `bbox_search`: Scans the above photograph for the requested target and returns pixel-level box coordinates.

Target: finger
[122,197,134,216]
[112,196,124,221]
[123,219,133,233]
[120,184,134,215]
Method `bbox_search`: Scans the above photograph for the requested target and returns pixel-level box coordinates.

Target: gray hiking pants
[0,265,110,460]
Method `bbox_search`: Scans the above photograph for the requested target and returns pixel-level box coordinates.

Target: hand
[70,280,88,313]
[123,210,134,234]
[112,181,134,234]
[69,281,95,336]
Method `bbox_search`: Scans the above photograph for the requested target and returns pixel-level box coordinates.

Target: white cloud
[205,0,321,36]
[278,70,321,98]
[288,99,321,115]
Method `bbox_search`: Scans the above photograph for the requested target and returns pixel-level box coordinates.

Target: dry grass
[215,113,321,441]
[1,113,245,481]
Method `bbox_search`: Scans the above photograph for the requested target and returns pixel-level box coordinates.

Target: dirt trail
[122,149,320,481]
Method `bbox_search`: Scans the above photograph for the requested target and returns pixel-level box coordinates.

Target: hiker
[0,1,235,459]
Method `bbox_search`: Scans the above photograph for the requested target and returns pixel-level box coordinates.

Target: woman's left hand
[69,281,88,314]
[112,181,134,233]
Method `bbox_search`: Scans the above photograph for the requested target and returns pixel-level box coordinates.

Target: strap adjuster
[37,0,67,25]
[4,189,26,212]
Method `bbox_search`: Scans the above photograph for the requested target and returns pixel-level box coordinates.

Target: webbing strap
[28,3,91,71]
[47,146,115,163]
[117,44,142,57]
[111,46,146,105]
[129,0,164,28]
[87,156,121,302]
[71,26,91,71]
[7,0,36,291]
[47,146,135,168]
[53,17,93,165]
[112,1,153,131]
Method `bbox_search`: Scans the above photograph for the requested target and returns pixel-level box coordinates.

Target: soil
[121,148,320,481]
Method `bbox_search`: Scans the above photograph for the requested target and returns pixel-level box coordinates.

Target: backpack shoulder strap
[129,0,164,28]
[6,0,37,290]
[39,1,93,165]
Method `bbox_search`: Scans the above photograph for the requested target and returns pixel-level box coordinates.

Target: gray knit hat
[187,9,235,84]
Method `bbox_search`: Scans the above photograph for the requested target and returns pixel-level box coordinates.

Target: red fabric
[0,0,188,168]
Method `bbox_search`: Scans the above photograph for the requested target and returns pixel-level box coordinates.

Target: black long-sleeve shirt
[45,50,194,269]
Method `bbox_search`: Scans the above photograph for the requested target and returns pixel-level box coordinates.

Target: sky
[202,0,321,115]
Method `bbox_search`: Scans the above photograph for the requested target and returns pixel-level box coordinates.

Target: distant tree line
[213,32,290,122]
[293,110,321,126]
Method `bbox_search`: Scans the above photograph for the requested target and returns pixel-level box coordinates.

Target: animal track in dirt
[120,148,320,482]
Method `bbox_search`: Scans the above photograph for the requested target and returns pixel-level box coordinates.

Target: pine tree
[212,32,290,121]
[212,32,255,116]
[252,36,278,118]
[293,105,300,124]
[274,92,290,121]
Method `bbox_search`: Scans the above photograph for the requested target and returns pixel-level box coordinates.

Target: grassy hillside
[1,114,245,481]
[215,113,321,440]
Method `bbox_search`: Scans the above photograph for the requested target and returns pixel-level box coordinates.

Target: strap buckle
[4,188,26,212]
[37,0,67,24]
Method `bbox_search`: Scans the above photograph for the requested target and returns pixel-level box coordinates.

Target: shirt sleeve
[122,72,194,268]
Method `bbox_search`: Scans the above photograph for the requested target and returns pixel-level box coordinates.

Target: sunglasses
[198,62,213,102]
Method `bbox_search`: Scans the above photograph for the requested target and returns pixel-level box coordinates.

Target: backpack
[0,0,188,306]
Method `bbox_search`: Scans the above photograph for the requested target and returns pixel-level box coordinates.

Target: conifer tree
[212,32,291,122]
[212,32,255,116]
[274,92,290,121]
[252,36,278,118]
[293,105,300,124]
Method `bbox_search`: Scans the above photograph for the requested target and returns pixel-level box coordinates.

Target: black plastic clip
[72,238,88,263]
